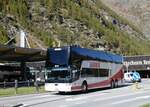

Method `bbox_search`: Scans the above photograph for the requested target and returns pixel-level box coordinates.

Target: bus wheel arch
[81,81,88,93]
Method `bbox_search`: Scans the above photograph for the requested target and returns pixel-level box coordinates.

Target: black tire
[115,80,118,88]
[81,82,88,93]
[58,91,66,94]
[111,80,115,89]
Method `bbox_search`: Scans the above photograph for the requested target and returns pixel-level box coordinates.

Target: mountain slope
[0,0,150,55]
[102,0,150,39]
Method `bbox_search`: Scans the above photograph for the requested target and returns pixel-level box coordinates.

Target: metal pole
[35,71,39,93]
[35,80,39,93]
[4,81,6,89]
[28,80,30,87]
[126,64,129,73]
[21,62,27,81]
[15,80,18,94]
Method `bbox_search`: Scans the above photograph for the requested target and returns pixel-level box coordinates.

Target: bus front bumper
[45,83,72,92]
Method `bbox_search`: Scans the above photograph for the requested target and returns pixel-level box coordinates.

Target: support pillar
[21,62,27,81]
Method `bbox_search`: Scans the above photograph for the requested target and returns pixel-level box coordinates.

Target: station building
[123,55,150,78]
[0,45,46,82]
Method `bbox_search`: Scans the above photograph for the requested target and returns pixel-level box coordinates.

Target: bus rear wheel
[115,80,118,88]
[111,80,115,89]
[81,82,88,93]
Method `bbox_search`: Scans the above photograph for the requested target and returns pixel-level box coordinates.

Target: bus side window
[81,68,87,77]
[81,68,95,77]
[99,69,109,77]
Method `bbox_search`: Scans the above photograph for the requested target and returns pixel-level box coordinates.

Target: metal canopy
[0,45,46,62]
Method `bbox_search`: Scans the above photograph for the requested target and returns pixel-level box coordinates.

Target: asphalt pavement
[0,79,150,107]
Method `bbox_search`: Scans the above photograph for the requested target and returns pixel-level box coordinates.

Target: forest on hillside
[0,0,150,55]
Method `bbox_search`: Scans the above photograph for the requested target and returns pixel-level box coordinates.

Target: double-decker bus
[45,46,124,92]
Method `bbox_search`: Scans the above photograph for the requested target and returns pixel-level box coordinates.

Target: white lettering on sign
[124,60,150,66]
[143,60,150,65]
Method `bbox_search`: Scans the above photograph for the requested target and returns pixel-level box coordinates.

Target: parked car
[124,71,141,82]
[132,71,141,82]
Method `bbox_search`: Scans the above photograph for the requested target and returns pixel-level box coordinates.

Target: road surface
[0,79,150,107]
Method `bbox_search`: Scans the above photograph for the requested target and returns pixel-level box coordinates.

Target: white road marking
[75,101,87,105]
[19,96,71,107]
[59,105,68,107]
[66,96,88,101]
[112,95,150,105]
[94,90,150,102]
[0,94,55,102]
[66,93,107,101]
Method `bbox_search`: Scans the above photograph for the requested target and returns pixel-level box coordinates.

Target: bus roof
[47,46,123,67]
[71,46,123,63]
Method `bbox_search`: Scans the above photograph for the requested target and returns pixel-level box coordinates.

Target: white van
[124,72,134,82]
[124,71,141,82]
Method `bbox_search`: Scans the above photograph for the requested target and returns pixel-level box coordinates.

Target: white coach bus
[45,46,124,92]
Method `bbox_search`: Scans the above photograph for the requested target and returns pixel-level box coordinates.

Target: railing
[0,80,44,94]
[0,81,31,88]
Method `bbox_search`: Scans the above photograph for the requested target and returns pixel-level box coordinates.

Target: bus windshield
[45,68,72,83]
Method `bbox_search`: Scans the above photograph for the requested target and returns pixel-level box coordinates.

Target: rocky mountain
[0,0,150,55]
[102,0,150,39]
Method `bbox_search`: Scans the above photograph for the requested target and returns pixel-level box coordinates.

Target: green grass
[140,104,150,107]
[0,86,45,97]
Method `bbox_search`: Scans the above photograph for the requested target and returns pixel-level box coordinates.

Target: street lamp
[125,64,129,73]
[146,67,150,78]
